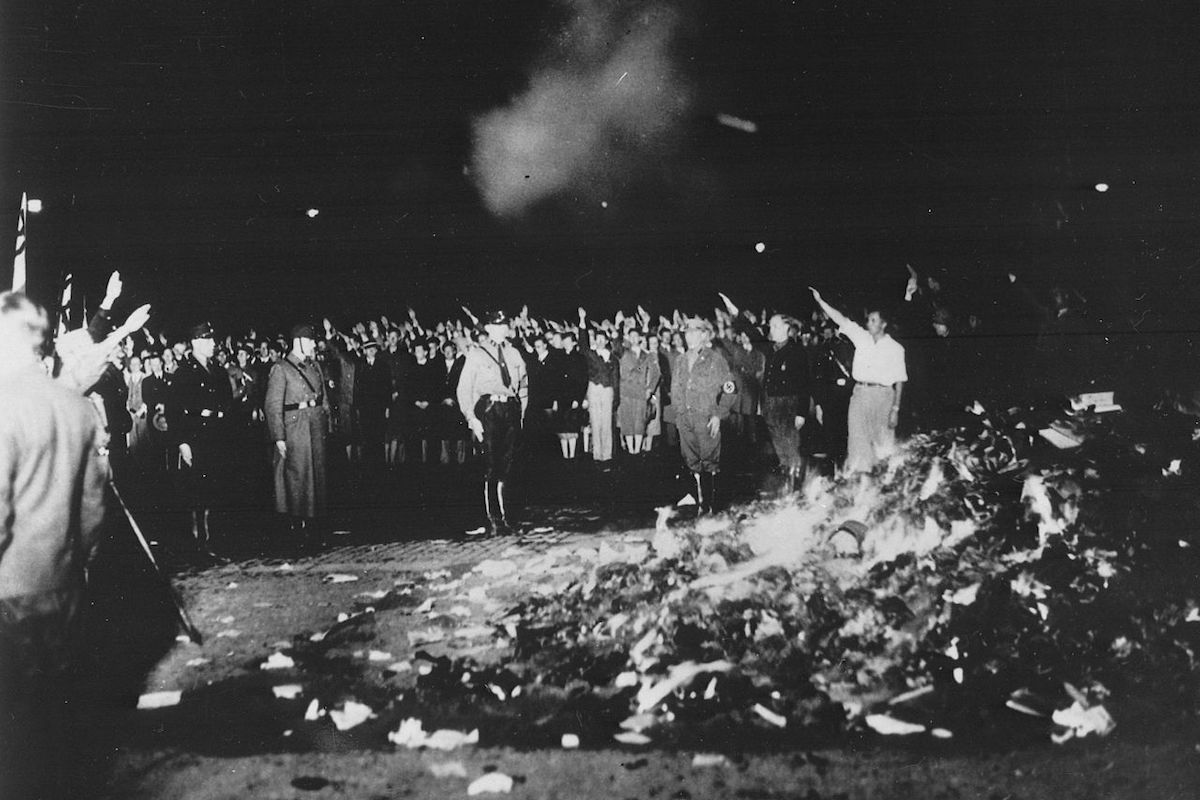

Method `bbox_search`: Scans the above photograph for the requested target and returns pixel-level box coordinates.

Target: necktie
[496,347,511,388]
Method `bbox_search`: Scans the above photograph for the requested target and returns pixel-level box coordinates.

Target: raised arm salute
[809,287,907,473]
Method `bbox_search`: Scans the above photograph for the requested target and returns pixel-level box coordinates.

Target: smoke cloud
[471,1,695,217]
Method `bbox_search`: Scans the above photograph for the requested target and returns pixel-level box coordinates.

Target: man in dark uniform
[762,314,813,494]
[456,310,528,535]
[670,316,738,513]
[170,321,235,554]
[265,323,330,535]
[808,326,854,472]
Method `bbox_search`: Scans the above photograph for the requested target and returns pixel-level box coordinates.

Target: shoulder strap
[286,358,320,395]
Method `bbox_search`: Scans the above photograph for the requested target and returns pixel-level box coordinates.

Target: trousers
[586,382,614,462]
[846,383,896,472]
[475,396,521,480]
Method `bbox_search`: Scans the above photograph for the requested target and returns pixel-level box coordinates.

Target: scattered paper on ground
[329,701,375,730]
[467,772,514,795]
[261,652,295,670]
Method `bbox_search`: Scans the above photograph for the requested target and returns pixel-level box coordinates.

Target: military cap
[290,322,316,341]
[682,316,714,334]
[188,321,215,340]
[482,309,510,326]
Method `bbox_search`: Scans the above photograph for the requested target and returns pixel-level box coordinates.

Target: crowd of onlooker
[50,261,1166,517]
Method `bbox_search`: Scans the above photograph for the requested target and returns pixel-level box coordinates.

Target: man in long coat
[265,323,330,533]
[171,321,235,553]
[671,317,738,513]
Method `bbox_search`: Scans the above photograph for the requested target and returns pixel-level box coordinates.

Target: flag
[57,273,73,337]
[11,192,26,292]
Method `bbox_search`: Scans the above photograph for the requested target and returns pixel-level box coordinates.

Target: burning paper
[865,714,926,735]
[260,652,295,670]
[329,701,375,731]
[636,660,733,712]
[1051,702,1116,743]
[387,718,480,750]
[613,731,652,746]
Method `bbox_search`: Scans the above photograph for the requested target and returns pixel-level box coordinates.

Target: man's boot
[702,472,718,514]
[477,480,500,536]
[496,481,512,534]
[199,508,223,559]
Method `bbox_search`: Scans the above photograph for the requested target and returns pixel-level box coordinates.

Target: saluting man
[809,287,908,473]
[670,316,738,513]
[265,323,330,535]
[171,321,235,555]
[456,310,528,535]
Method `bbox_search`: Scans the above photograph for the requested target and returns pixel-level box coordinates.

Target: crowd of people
[38,260,1138,552]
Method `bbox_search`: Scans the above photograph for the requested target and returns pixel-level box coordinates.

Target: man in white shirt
[810,287,907,472]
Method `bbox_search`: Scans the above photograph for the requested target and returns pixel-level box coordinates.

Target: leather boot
[483,480,501,536]
[496,481,511,534]
[702,472,718,513]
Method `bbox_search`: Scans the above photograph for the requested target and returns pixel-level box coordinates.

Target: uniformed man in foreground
[171,321,234,554]
[762,314,813,493]
[670,316,738,513]
[265,323,330,536]
[456,310,528,535]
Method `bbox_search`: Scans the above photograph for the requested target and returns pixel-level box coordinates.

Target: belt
[184,409,225,418]
[284,399,320,411]
[486,394,515,403]
[856,381,892,389]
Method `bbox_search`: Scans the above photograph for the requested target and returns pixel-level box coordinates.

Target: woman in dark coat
[553,330,589,460]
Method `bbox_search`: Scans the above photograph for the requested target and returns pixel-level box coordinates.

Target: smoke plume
[471,1,694,217]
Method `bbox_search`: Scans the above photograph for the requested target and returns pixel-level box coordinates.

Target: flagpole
[10,192,26,293]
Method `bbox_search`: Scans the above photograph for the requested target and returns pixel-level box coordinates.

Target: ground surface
[66,452,1200,799]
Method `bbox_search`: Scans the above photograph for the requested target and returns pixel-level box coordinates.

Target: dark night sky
[3,1,1200,333]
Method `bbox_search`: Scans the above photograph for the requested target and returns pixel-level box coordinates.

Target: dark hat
[188,321,215,340]
[290,322,316,341]
[361,339,380,350]
[482,309,510,326]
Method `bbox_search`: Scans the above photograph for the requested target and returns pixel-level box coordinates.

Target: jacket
[0,366,108,600]
[670,346,738,420]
